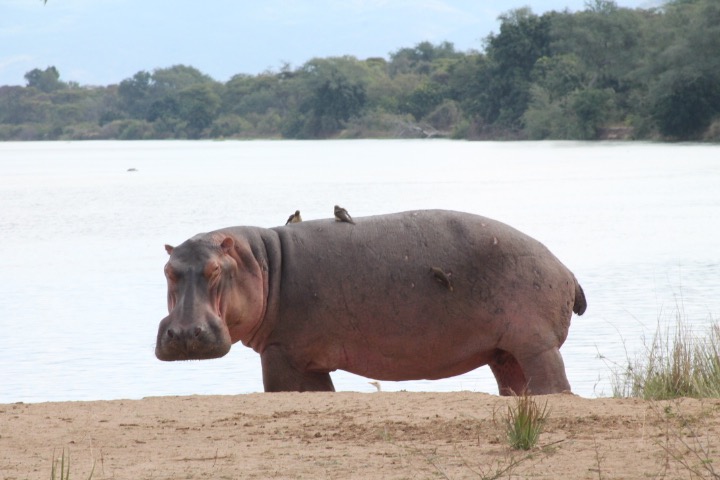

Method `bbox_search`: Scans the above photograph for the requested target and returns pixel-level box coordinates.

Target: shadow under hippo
[156,209,586,395]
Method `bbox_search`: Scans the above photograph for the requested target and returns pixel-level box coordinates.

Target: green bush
[340,111,413,138]
[702,119,720,142]
[208,114,252,138]
[117,119,154,140]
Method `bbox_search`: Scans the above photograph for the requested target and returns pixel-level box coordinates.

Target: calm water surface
[1,140,718,403]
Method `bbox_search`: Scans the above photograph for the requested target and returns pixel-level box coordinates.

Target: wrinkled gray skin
[156,210,586,395]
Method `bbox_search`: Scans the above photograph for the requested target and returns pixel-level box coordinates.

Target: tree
[523,85,614,139]
[388,41,461,76]
[151,65,216,95]
[570,88,615,138]
[638,0,720,138]
[651,72,720,139]
[0,86,33,124]
[146,96,181,136]
[284,57,368,138]
[584,0,618,14]
[116,65,223,137]
[223,73,290,117]
[399,81,447,120]
[550,2,644,91]
[24,66,64,93]
[531,54,586,102]
[118,71,152,118]
[476,8,555,130]
[176,84,221,138]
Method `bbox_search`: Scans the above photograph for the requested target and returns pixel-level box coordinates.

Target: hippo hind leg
[518,347,571,394]
[489,348,571,395]
[261,346,335,392]
[488,350,528,396]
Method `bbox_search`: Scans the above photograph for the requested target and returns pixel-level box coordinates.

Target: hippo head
[156,233,266,361]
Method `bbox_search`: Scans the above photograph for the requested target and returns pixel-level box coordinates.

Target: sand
[2,392,719,479]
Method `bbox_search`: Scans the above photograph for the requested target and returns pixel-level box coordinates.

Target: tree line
[2,0,719,142]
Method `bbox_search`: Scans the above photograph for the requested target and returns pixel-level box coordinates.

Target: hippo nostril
[166,327,202,340]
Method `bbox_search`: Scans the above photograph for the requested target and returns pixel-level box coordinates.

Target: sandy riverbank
[2,392,719,479]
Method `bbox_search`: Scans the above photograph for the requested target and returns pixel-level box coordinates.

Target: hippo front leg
[260,346,335,392]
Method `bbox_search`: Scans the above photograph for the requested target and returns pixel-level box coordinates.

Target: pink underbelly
[339,345,495,381]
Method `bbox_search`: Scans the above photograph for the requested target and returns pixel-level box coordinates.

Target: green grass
[51,449,95,480]
[611,309,720,400]
[505,392,549,450]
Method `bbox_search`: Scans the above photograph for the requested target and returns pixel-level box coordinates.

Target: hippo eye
[165,264,182,282]
[206,262,221,279]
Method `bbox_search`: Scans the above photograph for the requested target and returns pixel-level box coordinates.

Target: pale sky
[1,0,661,87]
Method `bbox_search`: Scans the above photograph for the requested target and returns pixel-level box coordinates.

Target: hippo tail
[573,279,587,316]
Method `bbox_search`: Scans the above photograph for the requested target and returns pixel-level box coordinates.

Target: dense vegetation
[2,0,719,141]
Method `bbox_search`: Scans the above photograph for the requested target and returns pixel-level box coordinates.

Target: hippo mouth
[155,341,231,361]
[155,316,232,361]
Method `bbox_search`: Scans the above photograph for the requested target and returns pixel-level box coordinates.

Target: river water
[1,140,718,403]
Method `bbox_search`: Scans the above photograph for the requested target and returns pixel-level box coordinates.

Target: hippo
[156,210,586,395]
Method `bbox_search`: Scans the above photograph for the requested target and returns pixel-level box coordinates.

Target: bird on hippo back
[285,210,302,225]
[156,209,587,395]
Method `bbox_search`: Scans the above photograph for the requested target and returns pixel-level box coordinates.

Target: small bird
[285,210,302,225]
[369,381,382,392]
[334,205,355,224]
[430,266,453,291]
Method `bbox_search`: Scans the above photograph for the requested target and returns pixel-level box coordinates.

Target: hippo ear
[165,244,174,255]
[220,237,234,255]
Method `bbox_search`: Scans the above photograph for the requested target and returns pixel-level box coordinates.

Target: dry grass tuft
[611,309,720,400]
[51,449,95,480]
[505,392,549,450]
